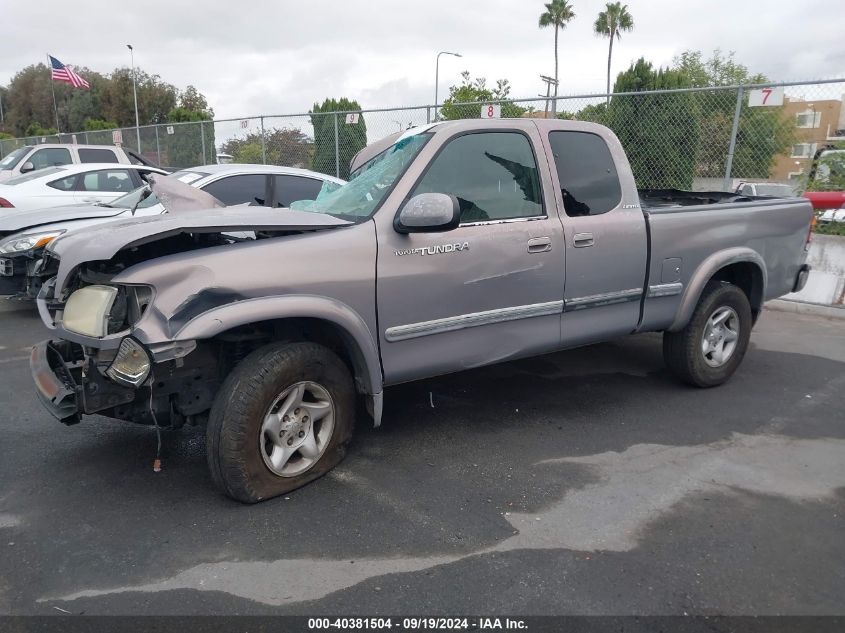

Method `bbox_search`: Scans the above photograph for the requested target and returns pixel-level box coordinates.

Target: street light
[434,51,462,121]
[127,44,141,152]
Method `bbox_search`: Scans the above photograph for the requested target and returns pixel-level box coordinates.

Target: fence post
[334,113,340,178]
[723,86,744,191]
[200,121,207,165]
[260,116,267,164]
[84,131,90,144]
[426,106,431,124]
[154,125,161,166]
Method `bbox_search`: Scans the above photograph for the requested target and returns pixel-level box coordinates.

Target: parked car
[29,119,813,503]
[0,164,169,212]
[818,208,845,223]
[735,182,796,197]
[0,165,344,297]
[0,144,159,183]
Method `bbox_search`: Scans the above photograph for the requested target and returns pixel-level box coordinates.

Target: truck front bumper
[30,340,137,424]
[30,340,82,423]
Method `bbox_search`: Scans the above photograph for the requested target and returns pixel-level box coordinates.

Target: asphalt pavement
[0,305,843,615]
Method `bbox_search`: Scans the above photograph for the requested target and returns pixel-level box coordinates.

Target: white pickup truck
[0,143,158,182]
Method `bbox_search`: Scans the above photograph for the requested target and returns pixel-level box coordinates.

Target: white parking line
[0,355,29,364]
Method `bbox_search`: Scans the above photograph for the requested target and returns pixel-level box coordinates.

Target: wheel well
[209,318,374,394]
[710,261,764,322]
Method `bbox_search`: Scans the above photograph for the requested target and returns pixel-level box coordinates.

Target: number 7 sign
[748,87,784,107]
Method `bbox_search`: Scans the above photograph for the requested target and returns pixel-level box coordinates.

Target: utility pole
[127,44,141,152]
[540,75,558,118]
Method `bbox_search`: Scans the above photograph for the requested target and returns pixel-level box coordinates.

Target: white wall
[784,234,845,305]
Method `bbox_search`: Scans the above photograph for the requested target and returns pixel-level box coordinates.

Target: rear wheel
[663,281,752,387]
[207,342,355,503]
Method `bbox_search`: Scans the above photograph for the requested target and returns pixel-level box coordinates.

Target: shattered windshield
[290,133,431,219]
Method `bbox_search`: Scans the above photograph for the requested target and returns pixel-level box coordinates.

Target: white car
[818,208,845,223]
[0,163,169,212]
[0,164,345,297]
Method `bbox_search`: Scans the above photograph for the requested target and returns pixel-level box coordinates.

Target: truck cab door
[374,125,565,385]
[542,129,648,347]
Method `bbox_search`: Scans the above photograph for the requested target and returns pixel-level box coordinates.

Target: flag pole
[47,54,60,133]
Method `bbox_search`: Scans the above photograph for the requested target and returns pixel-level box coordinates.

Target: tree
[672,50,795,180]
[179,85,214,118]
[24,122,58,137]
[594,3,634,103]
[164,106,215,168]
[805,144,845,192]
[221,128,313,167]
[439,72,526,120]
[83,118,118,131]
[606,58,700,189]
[538,0,576,106]
[0,61,211,136]
[310,98,367,179]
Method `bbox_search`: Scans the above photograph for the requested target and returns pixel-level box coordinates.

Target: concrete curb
[765,299,845,320]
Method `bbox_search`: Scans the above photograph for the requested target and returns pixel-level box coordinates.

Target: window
[0,147,31,170]
[273,175,326,207]
[548,131,621,217]
[411,132,543,223]
[79,169,135,192]
[7,167,66,185]
[47,175,78,191]
[201,174,268,206]
[78,148,119,163]
[29,147,72,170]
[791,143,817,158]
[795,111,821,128]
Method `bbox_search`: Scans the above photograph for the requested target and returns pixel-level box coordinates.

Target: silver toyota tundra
[29,119,814,502]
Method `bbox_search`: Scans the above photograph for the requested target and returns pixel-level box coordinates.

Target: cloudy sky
[2,0,843,119]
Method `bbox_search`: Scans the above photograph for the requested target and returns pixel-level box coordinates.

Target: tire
[663,281,752,388]
[207,342,355,503]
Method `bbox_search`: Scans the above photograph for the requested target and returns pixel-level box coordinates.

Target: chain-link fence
[2,79,843,191]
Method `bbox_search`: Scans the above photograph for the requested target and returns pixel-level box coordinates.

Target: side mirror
[395,193,461,234]
[20,161,35,174]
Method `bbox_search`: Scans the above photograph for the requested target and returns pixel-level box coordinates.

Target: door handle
[527,237,552,253]
[573,232,594,248]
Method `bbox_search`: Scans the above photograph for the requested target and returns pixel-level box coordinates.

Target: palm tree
[538,0,576,111]
[594,2,634,103]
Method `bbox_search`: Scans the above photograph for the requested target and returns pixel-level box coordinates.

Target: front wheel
[207,342,355,503]
[663,281,752,388]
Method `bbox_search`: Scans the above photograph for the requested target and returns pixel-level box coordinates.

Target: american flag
[49,55,90,89]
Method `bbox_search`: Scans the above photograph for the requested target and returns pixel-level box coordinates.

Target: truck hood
[0,203,126,234]
[47,206,351,292]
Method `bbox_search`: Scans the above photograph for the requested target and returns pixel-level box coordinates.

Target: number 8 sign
[481,104,502,119]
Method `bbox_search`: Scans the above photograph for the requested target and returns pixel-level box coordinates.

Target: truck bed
[639,188,756,210]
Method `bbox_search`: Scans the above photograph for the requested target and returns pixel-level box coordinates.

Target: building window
[791,143,817,158]
[795,111,821,128]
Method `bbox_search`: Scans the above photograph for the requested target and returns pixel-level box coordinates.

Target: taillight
[806,215,816,251]
[0,197,13,208]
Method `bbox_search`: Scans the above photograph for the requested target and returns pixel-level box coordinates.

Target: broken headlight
[106,337,152,387]
[62,285,119,338]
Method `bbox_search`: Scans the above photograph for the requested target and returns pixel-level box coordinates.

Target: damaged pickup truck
[31,119,814,503]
